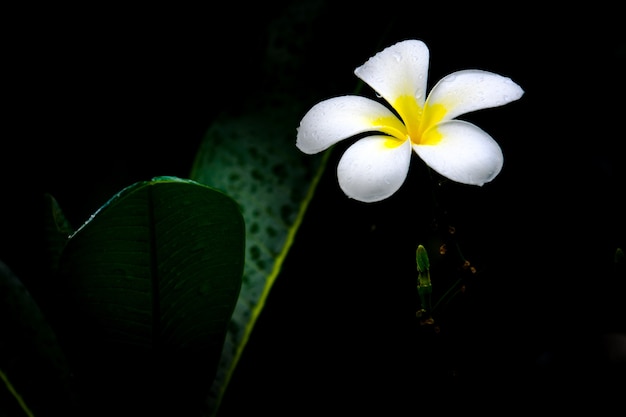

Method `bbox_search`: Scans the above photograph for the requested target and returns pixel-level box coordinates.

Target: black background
[3,1,625,415]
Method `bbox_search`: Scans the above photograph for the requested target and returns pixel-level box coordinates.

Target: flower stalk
[416,244,433,323]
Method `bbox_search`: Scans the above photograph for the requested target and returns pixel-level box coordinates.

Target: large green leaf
[56,176,245,416]
[191,103,329,412]
[0,260,76,417]
[189,2,333,413]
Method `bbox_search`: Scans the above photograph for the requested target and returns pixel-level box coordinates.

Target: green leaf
[0,260,76,416]
[56,176,245,415]
[189,2,332,413]
[42,193,74,275]
[187,3,337,415]
[192,97,329,417]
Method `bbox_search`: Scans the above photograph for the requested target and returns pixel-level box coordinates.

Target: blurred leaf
[42,193,74,277]
[189,1,333,414]
[56,176,244,416]
[0,260,76,416]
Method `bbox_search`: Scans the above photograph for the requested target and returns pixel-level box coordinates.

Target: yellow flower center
[373,95,448,148]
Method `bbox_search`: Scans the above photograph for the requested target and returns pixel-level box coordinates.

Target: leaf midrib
[148,185,161,350]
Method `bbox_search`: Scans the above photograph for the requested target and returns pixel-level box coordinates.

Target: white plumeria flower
[296,39,524,203]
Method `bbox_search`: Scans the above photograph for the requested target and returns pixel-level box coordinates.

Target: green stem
[0,368,34,417]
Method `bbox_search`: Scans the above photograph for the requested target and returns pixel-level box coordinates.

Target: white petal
[337,136,412,202]
[296,96,400,154]
[426,69,524,121]
[354,39,429,108]
[413,120,503,186]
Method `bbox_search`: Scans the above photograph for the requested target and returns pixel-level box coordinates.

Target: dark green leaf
[42,193,74,275]
[189,3,332,413]
[0,260,76,417]
[56,176,245,415]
